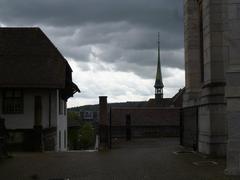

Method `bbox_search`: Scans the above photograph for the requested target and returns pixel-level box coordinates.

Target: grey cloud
[113,56,183,80]
[113,61,155,79]
[0,0,184,80]
[0,0,184,52]
[44,24,184,77]
[0,0,183,29]
[43,21,183,51]
[63,45,92,62]
[161,49,184,69]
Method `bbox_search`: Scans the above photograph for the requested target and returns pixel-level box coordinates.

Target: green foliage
[68,128,81,150]
[68,122,95,150]
[79,122,95,149]
[67,111,80,122]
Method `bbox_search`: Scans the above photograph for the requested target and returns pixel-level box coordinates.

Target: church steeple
[154,32,164,101]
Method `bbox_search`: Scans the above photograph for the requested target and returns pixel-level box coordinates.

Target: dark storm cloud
[0,0,183,28]
[111,48,184,79]
[42,20,183,51]
[0,0,184,79]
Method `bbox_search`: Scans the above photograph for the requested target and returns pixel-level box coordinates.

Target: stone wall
[184,0,240,175]
[183,0,202,107]
[223,0,240,175]
[183,0,227,157]
[111,107,180,138]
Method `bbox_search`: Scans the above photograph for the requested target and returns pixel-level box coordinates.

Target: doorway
[180,106,198,151]
[34,96,42,126]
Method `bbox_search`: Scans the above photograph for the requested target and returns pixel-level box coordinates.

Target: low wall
[6,127,56,152]
[43,127,56,151]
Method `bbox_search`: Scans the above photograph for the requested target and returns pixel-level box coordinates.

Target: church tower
[154,32,164,102]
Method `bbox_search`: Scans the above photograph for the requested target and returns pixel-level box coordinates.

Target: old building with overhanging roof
[0,27,80,152]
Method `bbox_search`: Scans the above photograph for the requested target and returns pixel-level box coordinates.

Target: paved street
[0,138,237,180]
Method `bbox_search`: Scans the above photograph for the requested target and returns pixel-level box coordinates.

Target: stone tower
[183,0,240,175]
[154,32,164,102]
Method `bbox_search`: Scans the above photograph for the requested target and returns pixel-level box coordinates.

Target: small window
[83,111,93,120]
[59,98,63,115]
[64,101,67,115]
[3,90,24,114]
[59,131,61,149]
[64,130,66,148]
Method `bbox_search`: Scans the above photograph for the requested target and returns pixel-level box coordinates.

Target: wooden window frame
[2,89,24,114]
[59,131,61,149]
[59,96,63,115]
[64,130,66,149]
[63,101,66,115]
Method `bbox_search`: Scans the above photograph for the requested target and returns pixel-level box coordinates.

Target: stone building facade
[183,0,240,175]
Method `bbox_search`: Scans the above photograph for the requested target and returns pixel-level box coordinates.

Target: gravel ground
[0,138,238,180]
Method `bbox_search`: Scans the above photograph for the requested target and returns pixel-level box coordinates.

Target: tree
[79,122,95,149]
[67,111,80,122]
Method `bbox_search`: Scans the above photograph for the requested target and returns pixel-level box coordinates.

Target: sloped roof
[147,98,172,107]
[171,88,185,107]
[0,27,67,88]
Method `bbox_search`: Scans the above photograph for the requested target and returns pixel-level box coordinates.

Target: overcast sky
[0,0,185,107]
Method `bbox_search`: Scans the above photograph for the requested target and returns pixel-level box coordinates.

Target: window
[48,93,52,127]
[59,97,63,115]
[64,101,67,115]
[3,90,23,114]
[59,131,61,149]
[59,97,66,115]
[83,111,93,120]
[34,96,42,126]
[64,130,66,148]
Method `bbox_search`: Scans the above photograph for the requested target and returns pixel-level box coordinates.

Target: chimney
[99,96,109,150]
[99,96,108,126]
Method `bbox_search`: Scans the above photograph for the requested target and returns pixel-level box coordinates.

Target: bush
[68,128,81,150]
[67,111,81,122]
[79,122,95,149]
[68,122,95,150]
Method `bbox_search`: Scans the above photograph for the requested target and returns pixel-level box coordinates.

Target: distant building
[83,111,94,120]
[109,34,184,138]
[68,105,99,142]
[0,27,80,152]
[68,34,184,141]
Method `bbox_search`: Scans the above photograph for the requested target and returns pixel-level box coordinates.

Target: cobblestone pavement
[0,138,238,180]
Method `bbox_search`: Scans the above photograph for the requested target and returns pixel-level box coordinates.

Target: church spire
[154,32,164,100]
